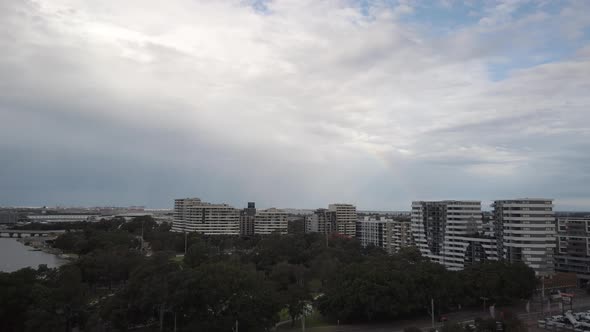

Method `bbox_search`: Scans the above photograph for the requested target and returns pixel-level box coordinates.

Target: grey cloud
[0,0,589,210]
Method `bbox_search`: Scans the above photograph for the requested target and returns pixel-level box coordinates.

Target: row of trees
[1,217,538,331]
[317,250,536,322]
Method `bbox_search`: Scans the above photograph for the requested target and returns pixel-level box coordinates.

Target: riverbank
[0,238,68,272]
[17,236,78,260]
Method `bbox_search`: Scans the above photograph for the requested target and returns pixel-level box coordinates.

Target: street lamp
[481,297,489,314]
[430,298,435,329]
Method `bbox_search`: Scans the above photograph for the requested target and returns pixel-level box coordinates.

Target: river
[0,238,66,272]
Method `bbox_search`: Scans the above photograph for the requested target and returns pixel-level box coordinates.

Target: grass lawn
[279,308,290,321]
[277,308,332,330]
[171,255,184,263]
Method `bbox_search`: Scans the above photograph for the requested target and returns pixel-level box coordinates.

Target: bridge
[0,229,67,238]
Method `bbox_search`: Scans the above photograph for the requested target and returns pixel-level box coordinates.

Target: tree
[53,232,79,252]
[270,262,311,326]
[101,252,181,331]
[461,262,536,305]
[24,265,88,332]
[184,241,209,267]
[174,262,281,331]
[0,268,39,332]
[120,216,157,235]
[318,255,421,322]
[76,248,143,289]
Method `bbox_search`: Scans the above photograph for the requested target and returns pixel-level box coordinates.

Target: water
[0,238,66,272]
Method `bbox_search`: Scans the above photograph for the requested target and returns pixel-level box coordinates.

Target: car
[438,315,448,322]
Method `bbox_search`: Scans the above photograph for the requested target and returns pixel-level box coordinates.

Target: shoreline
[16,237,77,260]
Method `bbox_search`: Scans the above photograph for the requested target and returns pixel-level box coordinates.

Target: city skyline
[1,1,589,210]
[2,196,590,212]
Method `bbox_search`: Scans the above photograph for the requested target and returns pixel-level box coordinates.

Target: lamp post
[481,297,489,313]
[184,231,188,255]
[431,298,435,330]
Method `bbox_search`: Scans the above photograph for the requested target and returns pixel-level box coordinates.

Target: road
[278,291,590,332]
[277,309,484,332]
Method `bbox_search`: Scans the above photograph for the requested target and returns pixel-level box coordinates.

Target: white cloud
[0,0,589,209]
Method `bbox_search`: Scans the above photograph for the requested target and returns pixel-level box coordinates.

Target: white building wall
[494,199,556,276]
[356,218,388,248]
[329,204,357,237]
[556,217,590,277]
[255,208,288,235]
[411,200,484,270]
[172,198,240,235]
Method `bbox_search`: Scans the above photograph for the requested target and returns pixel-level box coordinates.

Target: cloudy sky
[1,0,589,210]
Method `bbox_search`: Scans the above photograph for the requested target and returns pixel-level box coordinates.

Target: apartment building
[356,217,389,249]
[493,199,556,276]
[287,216,306,235]
[454,235,499,266]
[328,203,357,237]
[239,202,256,236]
[356,217,414,254]
[389,219,414,253]
[0,211,18,224]
[171,198,240,235]
[411,201,497,270]
[556,216,590,282]
[305,208,336,234]
[255,208,288,235]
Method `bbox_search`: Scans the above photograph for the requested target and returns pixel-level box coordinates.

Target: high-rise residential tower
[411,200,497,270]
[328,203,357,237]
[239,202,256,236]
[556,216,590,282]
[492,199,556,276]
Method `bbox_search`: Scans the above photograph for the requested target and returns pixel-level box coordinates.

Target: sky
[1,0,589,211]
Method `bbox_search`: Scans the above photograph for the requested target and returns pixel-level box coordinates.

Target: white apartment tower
[411,201,492,270]
[556,217,590,280]
[356,217,414,254]
[493,199,556,276]
[356,218,389,249]
[255,208,289,235]
[172,198,240,235]
[328,204,357,237]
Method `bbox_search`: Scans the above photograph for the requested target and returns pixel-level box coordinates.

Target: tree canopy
[1,217,538,331]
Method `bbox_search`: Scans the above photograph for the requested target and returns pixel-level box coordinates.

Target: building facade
[493,199,556,276]
[239,202,256,236]
[305,208,336,234]
[255,208,288,235]
[411,201,496,270]
[287,217,306,235]
[172,198,240,235]
[0,211,18,224]
[26,214,99,223]
[356,217,414,254]
[328,204,357,237]
[356,217,388,249]
[556,217,590,282]
[389,219,414,253]
[456,235,499,266]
